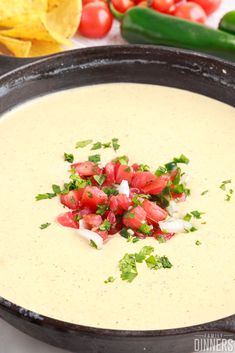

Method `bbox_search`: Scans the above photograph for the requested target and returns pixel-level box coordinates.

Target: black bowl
[0,45,234,353]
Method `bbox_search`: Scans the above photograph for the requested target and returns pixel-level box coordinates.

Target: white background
[0,0,235,352]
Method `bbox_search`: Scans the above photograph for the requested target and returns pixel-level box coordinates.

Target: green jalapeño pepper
[219,11,235,36]
[110,5,235,62]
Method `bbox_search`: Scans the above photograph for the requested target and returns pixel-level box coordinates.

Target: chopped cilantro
[123,211,135,219]
[201,190,209,196]
[135,246,154,263]
[195,240,202,246]
[102,142,112,148]
[145,255,172,270]
[173,184,185,194]
[90,240,98,249]
[120,228,133,239]
[157,235,166,243]
[99,219,111,231]
[183,213,192,222]
[35,193,56,201]
[138,164,150,172]
[96,204,109,216]
[69,174,88,189]
[94,174,106,186]
[225,194,232,202]
[103,187,119,196]
[88,154,101,164]
[201,221,207,225]
[220,179,232,191]
[91,142,102,150]
[64,153,74,163]
[161,256,173,268]
[87,191,93,198]
[125,166,131,172]
[119,253,138,283]
[74,214,81,223]
[127,235,139,243]
[52,184,61,195]
[39,222,51,230]
[189,226,198,232]
[138,223,152,235]
[165,162,177,172]
[132,196,142,206]
[76,139,93,149]
[114,155,128,165]
[112,138,120,151]
[172,170,181,185]
[191,210,205,219]
[173,154,190,165]
[104,276,115,284]
[155,165,167,176]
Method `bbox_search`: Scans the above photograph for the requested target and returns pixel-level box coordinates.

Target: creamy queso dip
[0,83,234,330]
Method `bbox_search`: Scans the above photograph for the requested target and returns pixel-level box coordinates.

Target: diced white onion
[117,180,130,197]
[159,218,192,234]
[76,229,103,249]
[79,219,88,229]
[166,200,178,216]
[180,173,189,185]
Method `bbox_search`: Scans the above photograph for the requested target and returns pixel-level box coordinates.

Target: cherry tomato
[81,186,108,210]
[57,212,79,229]
[115,164,134,184]
[174,2,207,23]
[78,2,113,39]
[142,199,167,225]
[123,206,147,230]
[189,0,221,15]
[60,189,84,210]
[151,0,175,13]
[111,0,135,13]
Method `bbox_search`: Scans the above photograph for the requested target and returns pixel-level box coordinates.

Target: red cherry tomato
[142,199,167,225]
[174,2,207,23]
[111,0,135,13]
[78,2,113,39]
[151,0,175,13]
[189,0,221,15]
[123,206,147,230]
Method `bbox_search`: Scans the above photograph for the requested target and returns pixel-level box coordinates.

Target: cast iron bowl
[0,45,234,353]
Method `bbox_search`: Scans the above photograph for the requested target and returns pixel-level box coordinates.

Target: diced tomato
[104,162,116,185]
[171,192,186,202]
[123,206,146,230]
[79,207,93,216]
[152,229,175,241]
[169,169,178,180]
[96,230,109,241]
[131,171,156,190]
[107,211,116,224]
[81,186,108,210]
[72,161,102,177]
[129,187,141,198]
[60,189,84,210]
[142,199,168,225]
[83,214,103,228]
[57,212,79,229]
[109,194,131,215]
[115,164,134,184]
[109,221,123,235]
[131,163,140,171]
[142,176,168,195]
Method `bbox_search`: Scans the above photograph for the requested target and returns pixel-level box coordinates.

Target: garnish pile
[36,139,196,249]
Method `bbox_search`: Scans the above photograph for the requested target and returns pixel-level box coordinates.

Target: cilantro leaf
[119,253,138,283]
[135,246,154,263]
[173,154,190,165]
[201,190,209,196]
[88,154,101,164]
[90,240,98,249]
[112,138,120,151]
[191,210,205,219]
[138,223,152,235]
[76,139,93,149]
[91,142,102,150]
[104,276,115,284]
[195,240,202,246]
[99,219,111,231]
[52,184,61,195]
[96,204,109,216]
[39,222,51,230]
[94,174,106,186]
[35,193,56,201]
[103,187,119,196]
[64,153,74,163]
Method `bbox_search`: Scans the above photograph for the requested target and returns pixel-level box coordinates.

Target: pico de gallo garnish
[36,138,205,250]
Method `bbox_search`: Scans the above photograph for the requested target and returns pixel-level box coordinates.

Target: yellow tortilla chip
[0,34,31,57]
[0,0,48,27]
[47,0,61,12]
[29,40,62,57]
[0,16,70,45]
[46,0,82,39]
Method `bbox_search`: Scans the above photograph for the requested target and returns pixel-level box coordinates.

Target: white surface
[0,1,235,352]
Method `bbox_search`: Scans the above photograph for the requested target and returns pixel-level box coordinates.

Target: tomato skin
[109,194,131,215]
[72,161,101,177]
[123,206,147,230]
[107,211,116,224]
[104,162,116,185]
[81,186,108,210]
[96,230,109,240]
[174,2,207,23]
[142,176,168,195]
[142,199,167,225]
[83,214,103,228]
[152,229,175,241]
[137,0,148,6]
[78,2,113,39]
[151,0,175,13]
[115,164,134,184]
[57,212,79,229]
[131,171,156,190]
[112,0,135,12]
[190,0,221,15]
[60,189,84,210]
[83,0,107,6]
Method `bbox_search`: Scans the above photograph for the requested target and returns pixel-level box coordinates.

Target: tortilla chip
[0,0,48,27]
[29,40,62,57]
[47,0,61,12]
[0,16,70,45]
[0,34,31,57]
[46,0,82,39]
